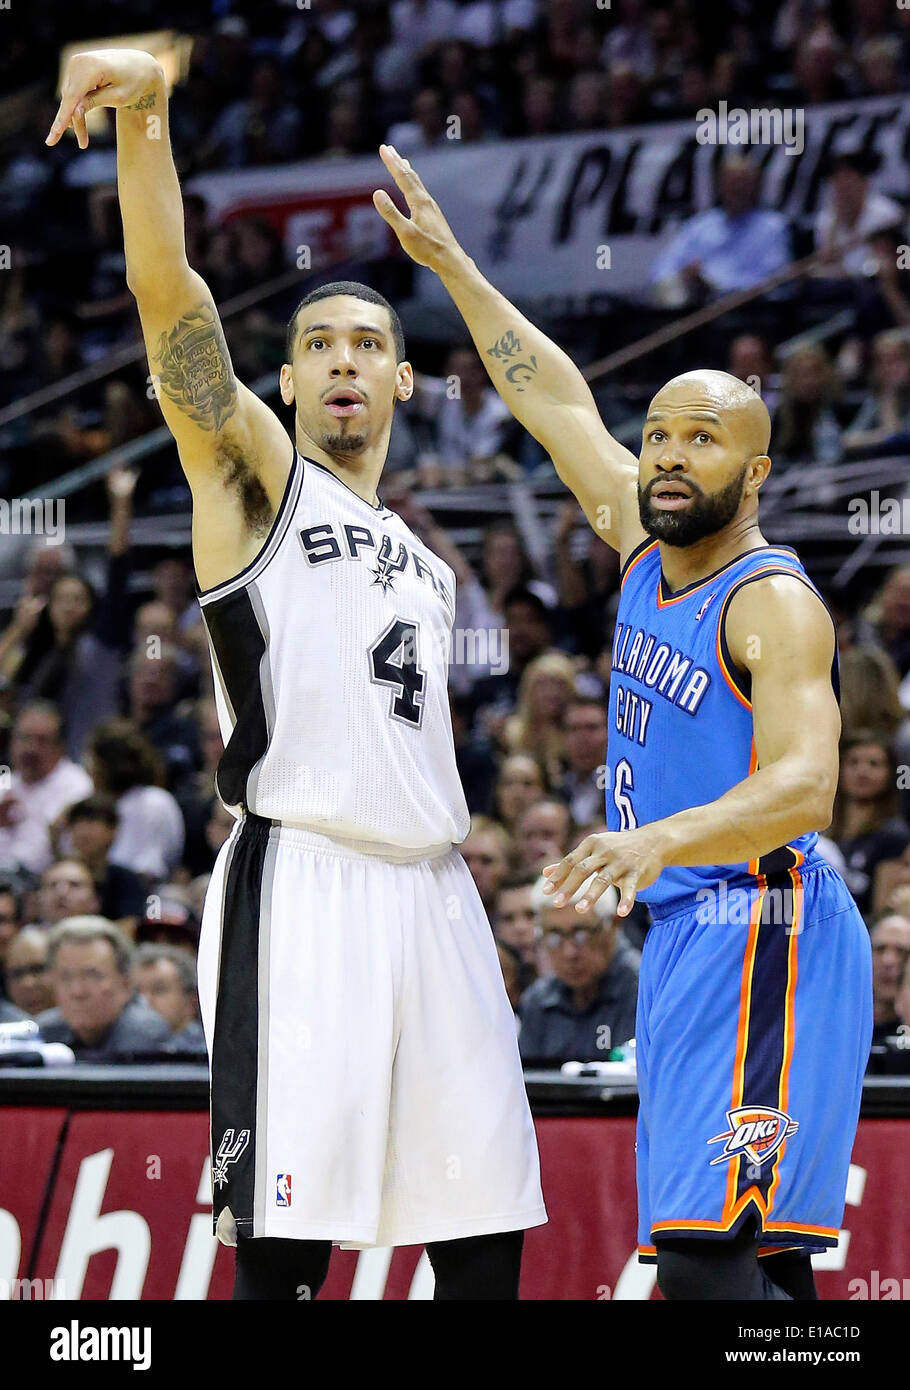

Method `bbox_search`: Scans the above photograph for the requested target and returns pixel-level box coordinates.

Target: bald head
[640,370,772,548]
[650,371,772,456]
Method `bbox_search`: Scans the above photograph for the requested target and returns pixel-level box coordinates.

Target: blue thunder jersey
[606,540,838,912]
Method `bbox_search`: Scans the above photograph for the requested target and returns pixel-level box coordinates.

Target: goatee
[321,429,368,454]
[638,463,748,546]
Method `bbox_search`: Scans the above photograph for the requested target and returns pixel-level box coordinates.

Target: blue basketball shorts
[635,860,873,1262]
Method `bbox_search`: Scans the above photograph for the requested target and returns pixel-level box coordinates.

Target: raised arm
[46,51,293,585]
[373,145,644,559]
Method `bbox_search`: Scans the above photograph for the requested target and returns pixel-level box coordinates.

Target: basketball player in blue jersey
[376,146,873,1300]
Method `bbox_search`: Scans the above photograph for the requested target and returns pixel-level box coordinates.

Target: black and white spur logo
[213,1128,250,1188]
[369,536,409,594]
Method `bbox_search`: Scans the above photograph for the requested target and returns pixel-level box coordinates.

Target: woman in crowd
[504,651,578,785]
[828,730,910,917]
[87,718,185,884]
[492,752,549,836]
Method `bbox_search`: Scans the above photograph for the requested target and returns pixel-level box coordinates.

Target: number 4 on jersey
[613,757,638,830]
[369,618,426,727]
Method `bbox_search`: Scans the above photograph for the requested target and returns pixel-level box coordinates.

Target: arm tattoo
[154,303,238,432]
[127,91,157,111]
[486,330,539,392]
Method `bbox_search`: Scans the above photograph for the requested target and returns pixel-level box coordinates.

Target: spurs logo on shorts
[707,1106,799,1167]
[213,1128,250,1187]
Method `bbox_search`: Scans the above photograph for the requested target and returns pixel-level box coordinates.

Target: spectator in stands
[0,469,136,759]
[604,64,649,129]
[865,567,910,678]
[175,698,225,876]
[813,151,905,280]
[870,912,910,1043]
[87,720,185,883]
[504,651,578,780]
[133,943,205,1056]
[126,646,200,791]
[37,917,173,1061]
[4,926,54,1018]
[521,76,561,137]
[518,882,640,1064]
[727,334,781,419]
[414,346,515,484]
[552,501,619,661]
[471,587,556,737]
[150,557,198,634]
[770,344,850,467]
[132,601,200,702]
[602,0,655,79]
[0,702,93,876]
[566,71,605,132]
[461,816,511,910]
[557,697,608,828]
[21,540,77,601]
[857,36,904,96]
[201,59,303,169]
[649,156,791,308]
[63,796,147,938]
[838,646,910,770]
[515,798,572,876]
[789,26,850,105]
[492,753,547,835]
[496,938,523,1012]
[321,100,364,159]
[386,87,448,155]
[493,871,540,975]
[35,858,100,928]
[850,227,910,345]
[0,879,23,997]
[844,330,910,453]
[871,842,910,920]
[829,730,910,916]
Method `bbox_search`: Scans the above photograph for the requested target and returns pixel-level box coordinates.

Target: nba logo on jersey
[695,590,719,621]
[276,1174,292,1207]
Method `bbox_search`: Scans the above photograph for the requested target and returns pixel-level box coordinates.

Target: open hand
[373,145,462,274]
[542,829,667,917]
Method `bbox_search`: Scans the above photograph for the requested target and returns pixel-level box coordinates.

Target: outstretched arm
[46,50,290,499]
[373,145,645,559]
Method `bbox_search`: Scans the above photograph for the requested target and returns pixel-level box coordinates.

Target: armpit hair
[214,435,273,536]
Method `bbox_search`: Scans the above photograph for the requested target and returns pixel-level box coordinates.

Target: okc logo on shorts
[276,1173,292,1207]
[707,1106,798,1167]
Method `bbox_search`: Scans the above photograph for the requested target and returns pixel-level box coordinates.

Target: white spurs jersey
[197,451,470,856]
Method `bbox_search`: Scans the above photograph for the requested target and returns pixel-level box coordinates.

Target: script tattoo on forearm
[154,304,238,432]
[127,91,157,111]
[486,330,539,392]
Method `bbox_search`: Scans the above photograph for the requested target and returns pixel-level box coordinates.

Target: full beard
[638,462,748,546]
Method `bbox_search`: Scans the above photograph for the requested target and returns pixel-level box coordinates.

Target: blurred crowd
[0,472,908,1070]
[0,1,909,1073]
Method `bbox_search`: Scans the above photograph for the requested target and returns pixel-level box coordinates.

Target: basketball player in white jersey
[48,49,546,1300]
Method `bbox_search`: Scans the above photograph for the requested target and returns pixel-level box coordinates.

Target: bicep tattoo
[153,303,238,432]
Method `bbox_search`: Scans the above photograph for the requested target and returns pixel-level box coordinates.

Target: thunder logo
[707,1106,799,1167]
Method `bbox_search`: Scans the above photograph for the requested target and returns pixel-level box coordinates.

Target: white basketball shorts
[197,813,547,1249]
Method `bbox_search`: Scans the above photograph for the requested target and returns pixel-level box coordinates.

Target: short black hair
[286,281,406,363]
